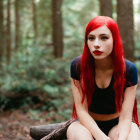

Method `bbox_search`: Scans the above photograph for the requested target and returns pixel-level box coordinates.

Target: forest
[0,0,140,139]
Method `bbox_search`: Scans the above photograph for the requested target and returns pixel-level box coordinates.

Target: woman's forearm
[117,118,131,139]
[77,110,107,139]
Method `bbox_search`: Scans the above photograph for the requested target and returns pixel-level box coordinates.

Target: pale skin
[67,26,140,140]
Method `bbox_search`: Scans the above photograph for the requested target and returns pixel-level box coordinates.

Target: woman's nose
[94,39,100,49]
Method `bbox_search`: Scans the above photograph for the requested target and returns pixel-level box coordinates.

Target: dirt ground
[0,109,51,140]
[0,85,140,140]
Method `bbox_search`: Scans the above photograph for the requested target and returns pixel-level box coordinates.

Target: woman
[67,16,140,140]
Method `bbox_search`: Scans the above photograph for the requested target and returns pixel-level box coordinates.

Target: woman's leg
[67,121,94,140]
[127,122,140,140]
[108,122,140,140]
[108,125,118,139]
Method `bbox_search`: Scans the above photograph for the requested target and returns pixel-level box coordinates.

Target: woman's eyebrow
[88,34,94,36]
[88,33,109,36]
[100,33,109,36]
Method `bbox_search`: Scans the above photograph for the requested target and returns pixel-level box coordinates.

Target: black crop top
[70,56,138,114]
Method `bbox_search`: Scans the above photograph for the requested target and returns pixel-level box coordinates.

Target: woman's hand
[114,131,127,140]
[100,136,111,140]
[114,131,119,140]
[96,134,112,140]
[106,136,112,140]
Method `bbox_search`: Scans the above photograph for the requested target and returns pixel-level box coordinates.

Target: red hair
[72,16,139,126]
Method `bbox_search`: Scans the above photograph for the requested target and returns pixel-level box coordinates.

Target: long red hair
[72,16,139,126]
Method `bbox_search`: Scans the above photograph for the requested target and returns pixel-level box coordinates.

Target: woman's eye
[88,37,95,41]
[101,36,108,40]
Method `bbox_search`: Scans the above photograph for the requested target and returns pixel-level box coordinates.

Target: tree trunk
[32,0,38,40]
[99,0,112,17]
[117,0,134,61]
[52,0,63,58]
[30,119,74,140]
[15,0,20,50]
[6,0,11,63]
[0,0,4,63]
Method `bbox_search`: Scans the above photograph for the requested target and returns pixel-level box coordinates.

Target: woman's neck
[94,56,114,71]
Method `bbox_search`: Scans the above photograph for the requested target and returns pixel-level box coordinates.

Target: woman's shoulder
[71,56,81,65]
[70,56,81,81]
[124,59,138,87]
[124,59,137,72]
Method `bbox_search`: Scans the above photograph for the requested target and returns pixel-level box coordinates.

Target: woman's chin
[92,55,105,60]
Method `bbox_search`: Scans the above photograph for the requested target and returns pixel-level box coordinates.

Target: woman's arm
[71,78,110,140]
[117,84,137,140]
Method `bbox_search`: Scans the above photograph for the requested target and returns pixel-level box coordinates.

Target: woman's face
[87,25,113,60]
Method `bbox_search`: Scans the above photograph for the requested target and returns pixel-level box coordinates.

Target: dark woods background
[0,0,140,139]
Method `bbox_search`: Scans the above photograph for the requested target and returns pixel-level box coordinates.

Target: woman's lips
[93,50,103,55]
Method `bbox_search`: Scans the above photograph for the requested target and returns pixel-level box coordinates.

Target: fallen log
[30,119,74,140]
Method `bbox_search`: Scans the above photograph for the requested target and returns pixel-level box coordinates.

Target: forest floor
[0,83,140,140]
[0,106,65,140]
[0,109,51,140]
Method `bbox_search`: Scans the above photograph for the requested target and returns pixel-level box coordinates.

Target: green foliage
[0,95,41,111]
[0,44,71,117]
[37,0,52,44]
[134,42,140,73]
[135,61,140,73]
[29,110,40,120]
[0,96,10,111]
[58,109,72,120]
[135,42,140,50]
[62,0,99,50]
[43,85,59,97]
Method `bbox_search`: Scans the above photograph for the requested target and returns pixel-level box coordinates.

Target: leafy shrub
[0,45,71,115]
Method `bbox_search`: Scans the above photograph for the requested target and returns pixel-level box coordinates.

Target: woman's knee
[127,122,140,140]
[108,122,140,140]
[108,125,118,138]
[67,122,93,140]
